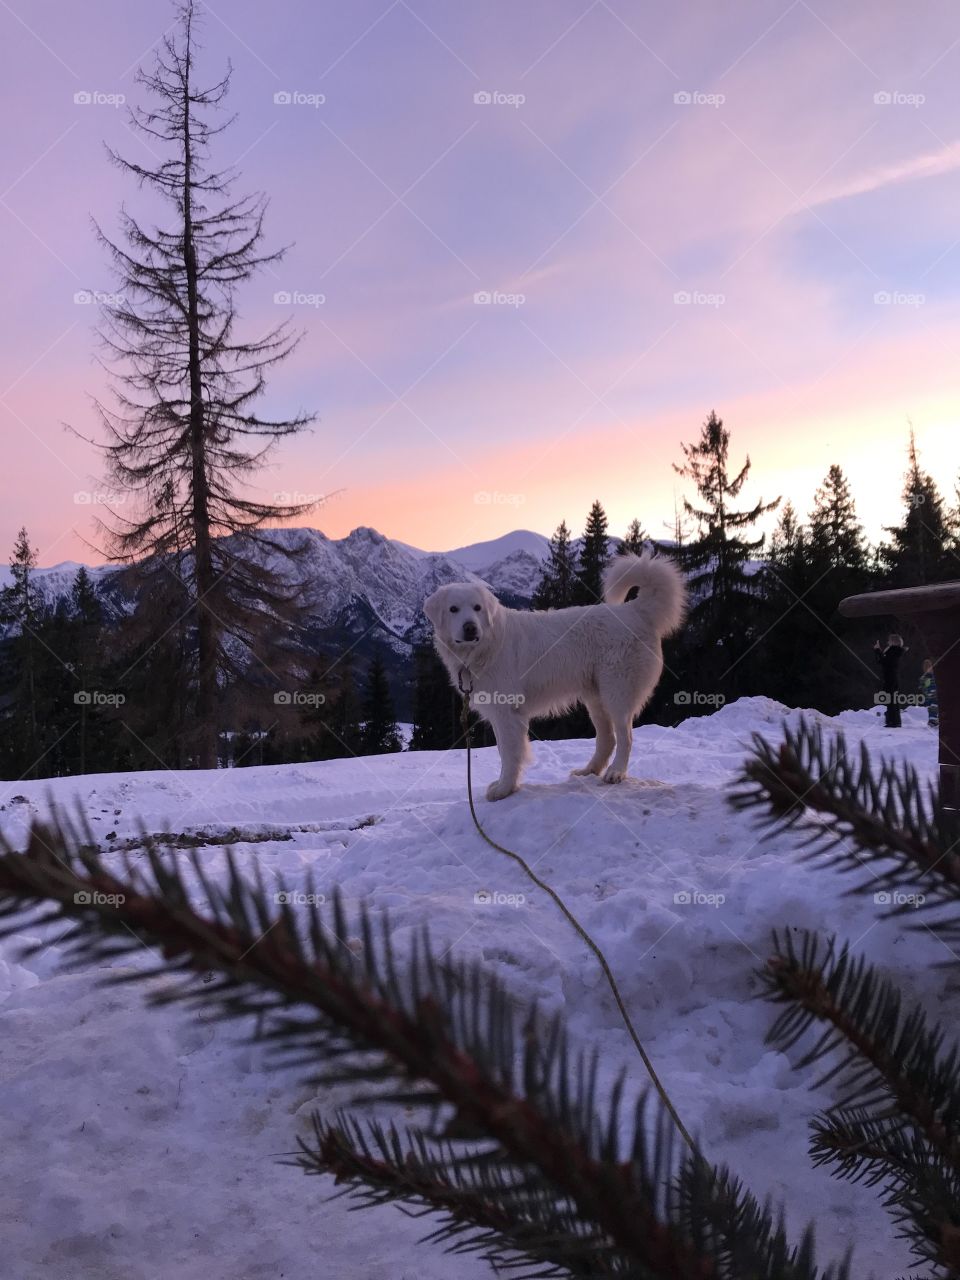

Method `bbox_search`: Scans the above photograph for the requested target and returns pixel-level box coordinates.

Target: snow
[0,698,947,1279]
[441,529,550,571]
[8,527,552,641]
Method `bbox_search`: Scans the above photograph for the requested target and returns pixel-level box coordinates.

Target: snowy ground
[0,698,952,1279]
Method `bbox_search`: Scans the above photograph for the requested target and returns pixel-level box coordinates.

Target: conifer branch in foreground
[735,723,960,1276]
[0,811,846,1280]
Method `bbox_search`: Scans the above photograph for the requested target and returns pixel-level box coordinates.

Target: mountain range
[0,527,553,661]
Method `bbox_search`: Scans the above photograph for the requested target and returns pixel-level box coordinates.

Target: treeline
[0,539,405,779]
[2,413,955,778]
[512,412,957,737]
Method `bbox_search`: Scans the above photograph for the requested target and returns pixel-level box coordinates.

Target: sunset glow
[3,1,959,563]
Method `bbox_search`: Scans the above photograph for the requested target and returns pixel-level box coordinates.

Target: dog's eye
[473,605,482,612]
[449,606,459,614]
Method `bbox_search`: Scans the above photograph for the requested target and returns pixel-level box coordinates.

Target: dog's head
[423,582,502,658]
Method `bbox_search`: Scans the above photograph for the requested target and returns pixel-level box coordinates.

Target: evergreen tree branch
[758,928,960,1272]
[731,718,960,935]
[735,724,960,1272]
[0,810,846,1280]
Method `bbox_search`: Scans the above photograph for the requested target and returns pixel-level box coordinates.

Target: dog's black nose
[462,620,479,641]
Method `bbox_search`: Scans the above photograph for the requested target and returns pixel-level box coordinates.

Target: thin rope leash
[456,669,699,1157]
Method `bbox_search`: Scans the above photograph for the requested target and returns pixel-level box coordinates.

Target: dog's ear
[422,586,447,627]
[480,585,501,615]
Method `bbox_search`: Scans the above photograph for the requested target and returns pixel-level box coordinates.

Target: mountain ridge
[0,527,552,645]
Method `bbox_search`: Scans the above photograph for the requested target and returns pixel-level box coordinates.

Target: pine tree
[359,652,402,755]
[409,641,460,750]
[0,528,45,777]
[807,465,866,580]
[673,412,779,699]
[617,518,647,556]
[83,0,317,768]
[314,651,363,760]
[532,520,577,610]
[112,569,195,769]
[881,430,955,587]
[67,567,108,776]
[761,504,820,708]
[573,500,610,604]
[765,502,810,599]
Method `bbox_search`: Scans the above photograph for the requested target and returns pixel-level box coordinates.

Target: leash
[456,668,699,1157]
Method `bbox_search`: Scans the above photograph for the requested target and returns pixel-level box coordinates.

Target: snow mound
[0,697,946,1279]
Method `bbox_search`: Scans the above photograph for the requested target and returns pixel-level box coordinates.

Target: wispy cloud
[810,140,960,207]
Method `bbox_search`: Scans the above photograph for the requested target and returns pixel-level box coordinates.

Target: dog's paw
[602,766,627,784]
[486,779,517,802]
[570,763,601,777]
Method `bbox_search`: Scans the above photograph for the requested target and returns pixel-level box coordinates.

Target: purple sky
[2,0,960,567]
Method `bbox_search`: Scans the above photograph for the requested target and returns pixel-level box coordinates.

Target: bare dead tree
[85,0,317,767]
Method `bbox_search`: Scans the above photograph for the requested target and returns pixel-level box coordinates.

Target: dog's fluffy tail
[602,551,687,636]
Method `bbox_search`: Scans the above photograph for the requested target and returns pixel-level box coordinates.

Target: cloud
[809,141,960,208]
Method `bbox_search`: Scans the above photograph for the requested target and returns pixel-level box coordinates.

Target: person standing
[874,633,907,728]
[919,657,939,728]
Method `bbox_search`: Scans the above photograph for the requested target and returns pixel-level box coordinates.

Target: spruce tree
[359,652,402,755]
[673,411,779,698]
[881,430,955,587]
[807,465,867,580]
[617,518,647,556]
[83,0,317,768]
[761,503,820,708]
[765,502,809,596]
[532,520,577,610]
[409,642,460,750]
[67,567,108,776]
[112,569,195,769]
[573,500,610,604]
[317,651,363,760]
[0,529,45,778]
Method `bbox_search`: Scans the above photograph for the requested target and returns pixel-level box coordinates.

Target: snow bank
[0,699,945,1278]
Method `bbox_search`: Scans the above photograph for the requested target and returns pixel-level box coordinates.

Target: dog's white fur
[423,552,686,800]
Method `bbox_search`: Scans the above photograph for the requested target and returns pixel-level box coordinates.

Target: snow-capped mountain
[443,530,551,571]
[3,527,551,644]
[0,559,116,610]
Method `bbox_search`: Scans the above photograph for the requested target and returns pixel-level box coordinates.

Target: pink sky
[2,0,959,566]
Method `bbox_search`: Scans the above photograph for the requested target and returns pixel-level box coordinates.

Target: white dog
[423,552,686,800]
